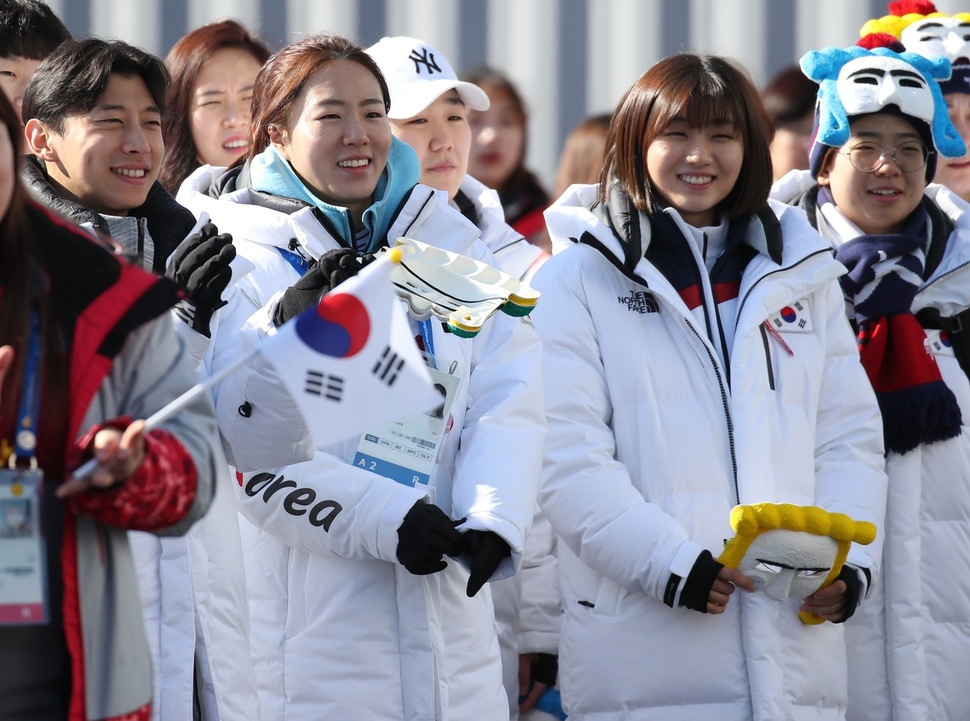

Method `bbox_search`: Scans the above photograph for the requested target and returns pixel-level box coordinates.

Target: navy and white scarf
[825,188,962,454]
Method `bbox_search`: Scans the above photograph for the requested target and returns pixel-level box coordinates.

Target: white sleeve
[233,452,427,563]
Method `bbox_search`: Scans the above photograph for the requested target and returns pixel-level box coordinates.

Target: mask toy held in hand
[384,237,539,338]
[717,503,877,625]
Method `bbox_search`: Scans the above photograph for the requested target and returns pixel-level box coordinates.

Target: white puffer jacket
[531,184,887,721]
[456,174,545,281]
[774,173,970,721]
[178,164,547,721]
[128,463,256,721]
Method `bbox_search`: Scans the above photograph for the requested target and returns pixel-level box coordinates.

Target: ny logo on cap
[409,47,442,75]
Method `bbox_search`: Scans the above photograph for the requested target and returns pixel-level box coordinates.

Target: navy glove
[167,222,235,338]
[396,502,464,575]
[463,529,511,597]
[272,248,374,327]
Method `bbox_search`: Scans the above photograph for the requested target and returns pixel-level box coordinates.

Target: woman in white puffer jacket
[530,52,887,721]
[178,33,546,721]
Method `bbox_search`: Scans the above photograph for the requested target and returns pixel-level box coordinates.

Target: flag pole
[68,248,405,481]
[68,343,261,481]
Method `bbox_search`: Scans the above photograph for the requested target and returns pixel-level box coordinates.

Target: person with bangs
[0,0,70,120]
[530,52,886,720]
[366,36,545,281]
[159,19,270,195]
[772,34,970,721]
[0,86,219,721]
[177,33,546,720]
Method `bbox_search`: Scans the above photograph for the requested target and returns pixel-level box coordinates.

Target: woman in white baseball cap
[368,36,545,280]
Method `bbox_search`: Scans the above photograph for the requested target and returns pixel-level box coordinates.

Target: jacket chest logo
[618,290,659,314]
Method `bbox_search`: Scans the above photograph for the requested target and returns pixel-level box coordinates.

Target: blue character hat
[800,42,966,180]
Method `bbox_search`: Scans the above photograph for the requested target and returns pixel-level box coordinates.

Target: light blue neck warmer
[249,135,421,252]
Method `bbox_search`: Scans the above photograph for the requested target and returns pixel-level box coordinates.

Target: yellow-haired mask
[717,503,876,625]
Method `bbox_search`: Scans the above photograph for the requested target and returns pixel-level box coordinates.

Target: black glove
[396,502,464,575]
[675,550,723,613]
[167,222,236,338]
[463,529,511,597]
[272,248,370,327]
[831,565,863,624]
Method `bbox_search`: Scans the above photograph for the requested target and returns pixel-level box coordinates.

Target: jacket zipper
[685,319,739,504]
[733,249,831,337]
[920,257,970,290]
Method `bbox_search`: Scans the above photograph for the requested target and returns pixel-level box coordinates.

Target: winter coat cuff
[69,419,198,532]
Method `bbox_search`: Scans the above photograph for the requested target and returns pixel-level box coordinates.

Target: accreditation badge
[353,361,463,496]
[0,467,48,625]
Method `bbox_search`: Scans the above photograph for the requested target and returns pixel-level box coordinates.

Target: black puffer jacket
[22,156,197,274]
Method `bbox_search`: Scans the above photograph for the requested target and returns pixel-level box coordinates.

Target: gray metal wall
[47,0,970,187]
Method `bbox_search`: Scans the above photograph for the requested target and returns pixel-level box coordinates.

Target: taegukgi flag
[258,249,440,447]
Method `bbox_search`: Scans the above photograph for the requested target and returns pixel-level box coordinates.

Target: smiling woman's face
[270,59,391,224]
[817,113,927,235]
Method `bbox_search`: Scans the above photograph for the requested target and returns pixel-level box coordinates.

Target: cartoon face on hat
[858,4,970,96]
[902,16,970,63]
[801,44,966,176]
[837,53,936,123]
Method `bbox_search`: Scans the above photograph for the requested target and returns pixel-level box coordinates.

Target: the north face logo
[409,47,442,75]
[618,291,659,314]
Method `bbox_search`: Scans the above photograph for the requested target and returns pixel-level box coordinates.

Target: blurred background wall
[45,0,970,187]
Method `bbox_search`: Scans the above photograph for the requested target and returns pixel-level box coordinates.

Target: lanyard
[12,309,42,464]
[418,318,437,369]
[277,246,312,276]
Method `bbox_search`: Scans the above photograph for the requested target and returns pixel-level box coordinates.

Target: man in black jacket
[20,37,234,338]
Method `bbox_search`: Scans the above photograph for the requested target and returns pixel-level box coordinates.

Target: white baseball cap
[367,36,490,120]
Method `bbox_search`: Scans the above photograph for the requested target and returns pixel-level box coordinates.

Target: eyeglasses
[838,141,932,173]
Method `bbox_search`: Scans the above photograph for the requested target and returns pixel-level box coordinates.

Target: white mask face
[737,528,838,601]
[836,55,936,126]
[903,17,970,64]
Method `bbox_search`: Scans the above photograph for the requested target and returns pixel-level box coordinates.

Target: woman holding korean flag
[176,32,546,721]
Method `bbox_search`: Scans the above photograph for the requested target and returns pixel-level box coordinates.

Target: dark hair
[762,64,817,129]
[247,32,389,160]
[552,113,611,199]
[22,37,169,133]
[600,53,773,220]
[0,0,70,60]
[459,66,547,208]
[0,88,65,432]
[159,20,270,193]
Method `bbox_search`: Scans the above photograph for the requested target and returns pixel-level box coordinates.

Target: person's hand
[0,345,14,413]
[272,248,365,327]
[396,501,464,575]
[463,529,511,597]
[167,222,236,337]
[800,578,849,623]
[518,652,557,714]
[707,565,756,615]
[57,419,147,498]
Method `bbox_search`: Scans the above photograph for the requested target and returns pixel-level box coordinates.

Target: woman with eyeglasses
[772,36,970,721]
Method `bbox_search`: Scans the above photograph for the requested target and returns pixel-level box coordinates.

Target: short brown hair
[247,33,389,160]
[600,53,773,220]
